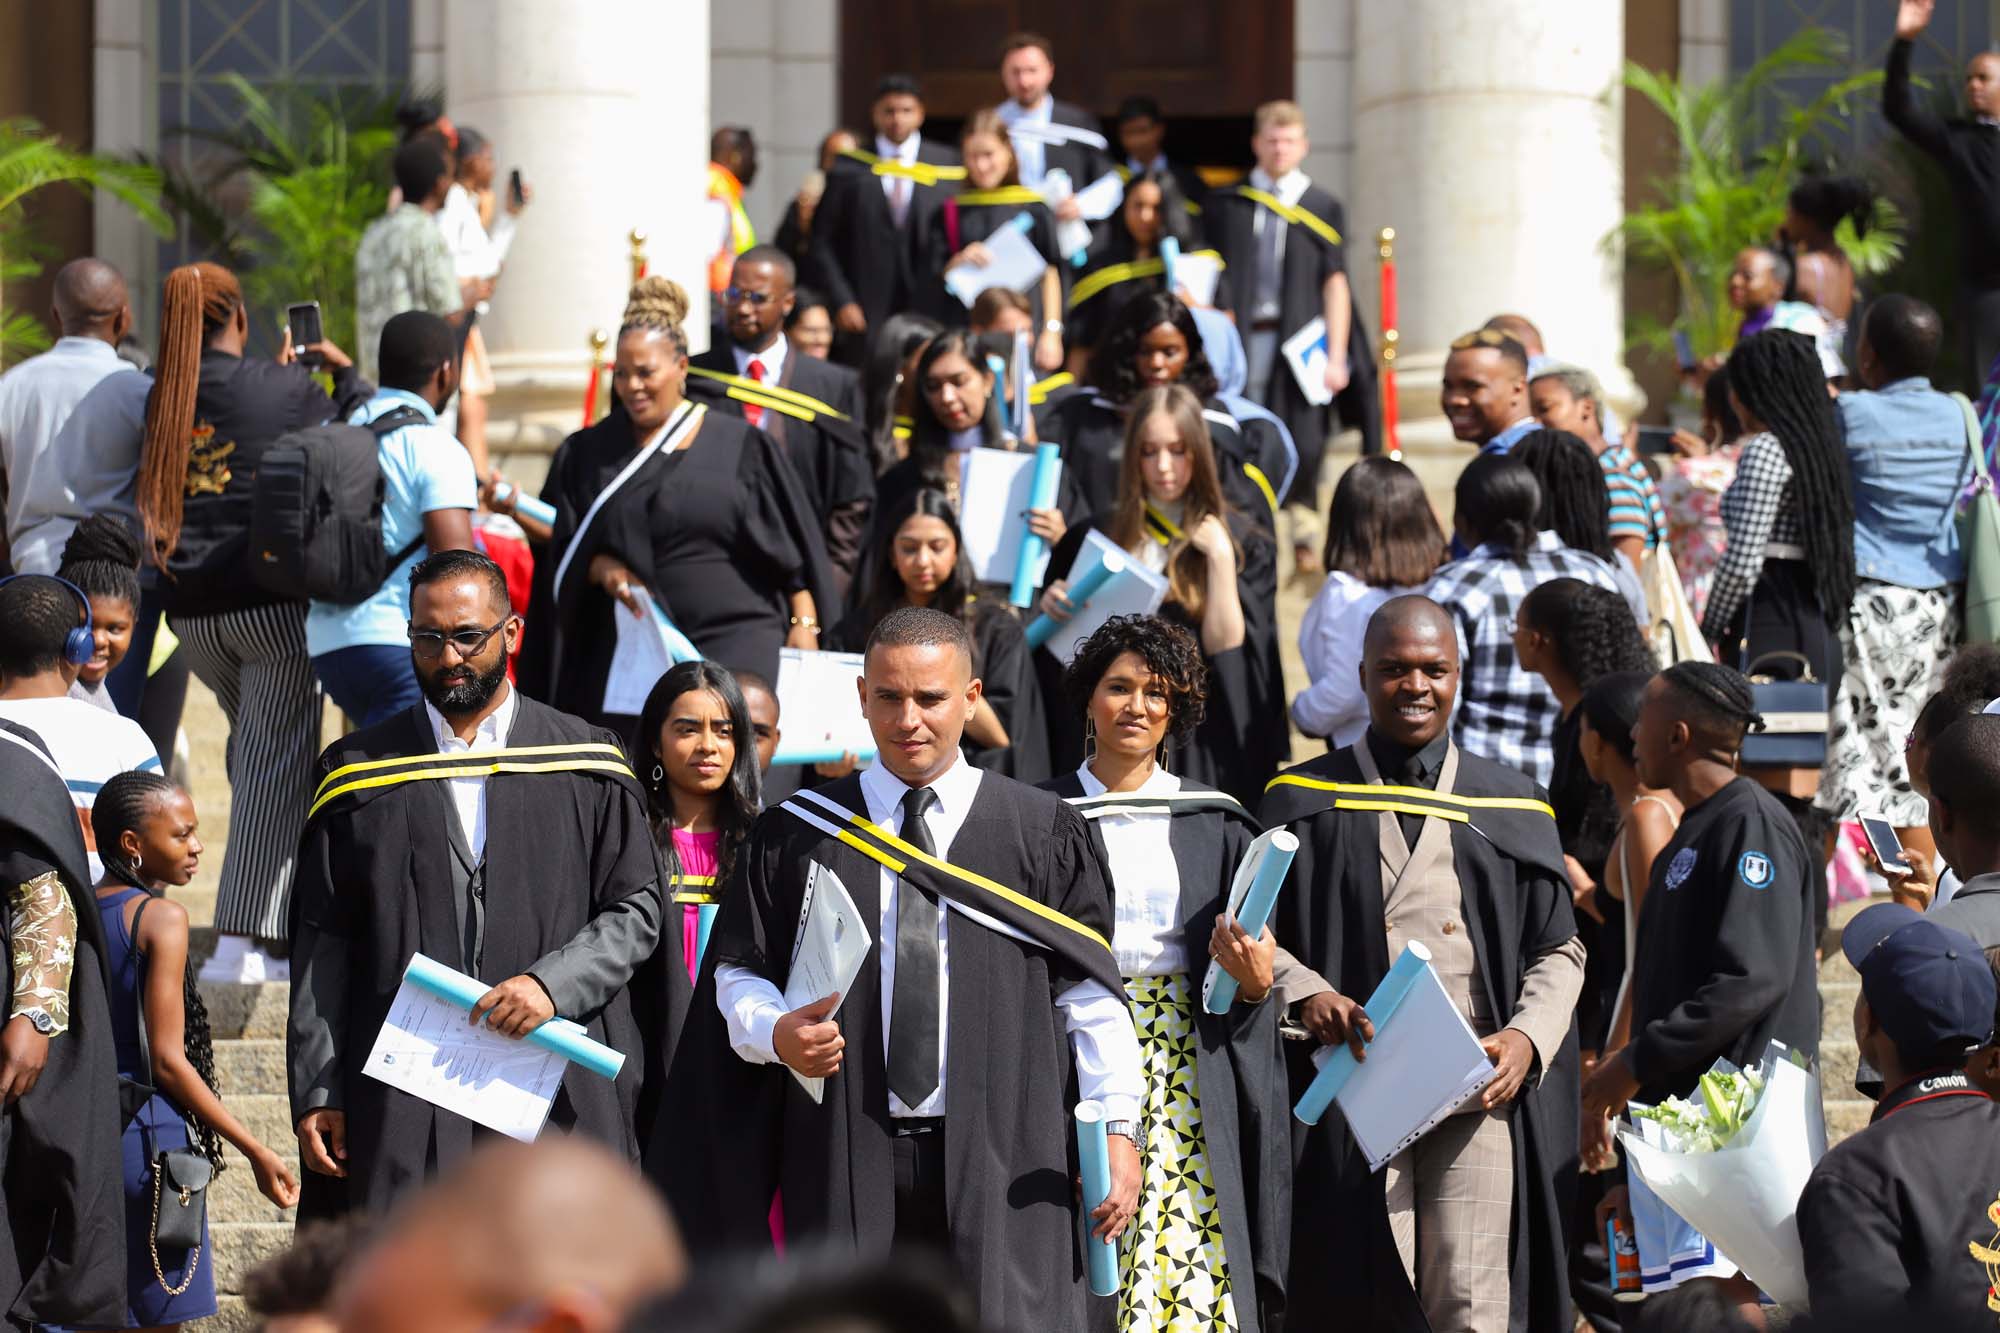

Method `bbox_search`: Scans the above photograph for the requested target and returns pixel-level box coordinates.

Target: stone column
[1352,1,1639,451]
[444,0,711,471]
[710,0,840,249]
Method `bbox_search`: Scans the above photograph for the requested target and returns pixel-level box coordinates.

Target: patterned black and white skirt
[1818,580,1961,824]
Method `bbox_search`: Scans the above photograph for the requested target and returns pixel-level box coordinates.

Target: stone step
[206,1142,300,1226]
[213,1038,287,1095]
[1824,1097,1873,1141]
[193,1294,256,1332]
[211,1092,295,1150]
[208,1220,294,1295]
[202,982,290,1041]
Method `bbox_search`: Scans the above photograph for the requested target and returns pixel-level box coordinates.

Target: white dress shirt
[437,182,516,281]
[732,331,789,387]
[717,754,1142,1121]
[1247,166,1311,285]
[1291,572,1412,746]
[425,683,518,860]
[995,95,1053,186]
[0,337,150,574]
[877,132,921,221]
[1078,765,1188,977]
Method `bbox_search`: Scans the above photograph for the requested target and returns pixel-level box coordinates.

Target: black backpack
[247,405,430,604]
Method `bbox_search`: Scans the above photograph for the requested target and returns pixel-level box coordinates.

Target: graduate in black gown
[919,109,1065,366]
[0,718,124,1328]
[1065,169,1229,376]
[1039,386,1283,805]
[288,552,666,1219]
[688,246,875,593]
[1039,615,1291,1333]
[670,606,1145,1329]
[1260,596,1583,1333]
[828,486,1048,781]
[515,277,841,743]
[1042,292,1286,526]
[1204,100,1381,497]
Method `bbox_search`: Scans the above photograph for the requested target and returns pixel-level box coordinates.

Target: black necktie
[1397,756,1429,849]
[887,785,941,1109]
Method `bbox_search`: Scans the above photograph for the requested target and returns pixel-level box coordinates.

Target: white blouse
[1291,571,1411,747]
[1078,764,1187,977]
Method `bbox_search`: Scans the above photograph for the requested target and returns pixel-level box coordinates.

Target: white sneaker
[198,936,290,985]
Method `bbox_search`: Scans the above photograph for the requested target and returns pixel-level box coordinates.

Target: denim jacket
[1838,378,1971,589]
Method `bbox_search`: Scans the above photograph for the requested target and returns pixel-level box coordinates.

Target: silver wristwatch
[16,1008,57,1037]
[1105,1119,1143,1152]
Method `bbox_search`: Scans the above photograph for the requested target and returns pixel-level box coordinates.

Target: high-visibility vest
[706,163,756,293]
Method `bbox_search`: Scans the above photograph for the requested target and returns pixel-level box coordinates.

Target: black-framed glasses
[724,287,776,306]
[408,616,512,658]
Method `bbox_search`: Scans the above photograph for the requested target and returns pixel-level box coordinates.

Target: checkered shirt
[1426,531,1623,786]
[1700,431,1798,641]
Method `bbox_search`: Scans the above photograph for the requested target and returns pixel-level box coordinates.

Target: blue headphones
[0,574,96,666]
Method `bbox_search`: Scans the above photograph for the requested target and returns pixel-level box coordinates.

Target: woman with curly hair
[1039,614,1289,1333]
[1038,385,1282,801]
[517,277,842,745]
[93,770,299,1326]
[1040,290,1288,523]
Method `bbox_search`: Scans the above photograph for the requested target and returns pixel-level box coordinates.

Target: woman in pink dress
[1659,363,1749,623]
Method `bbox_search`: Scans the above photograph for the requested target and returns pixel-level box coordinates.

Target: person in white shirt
[0,258,149,576]
[691,606,1142,1328]
[1294,457,1448,746]
[434,126,529,477]
[993,31,1109,211]
[0,575,161,883]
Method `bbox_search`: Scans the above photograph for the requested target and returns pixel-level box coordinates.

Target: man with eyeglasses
[288,548,665,1221]
[688,245,874,589]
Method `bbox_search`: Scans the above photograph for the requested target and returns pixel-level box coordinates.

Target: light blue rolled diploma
[1009,328,1034,439]
[695,903,719,966]
[1292,940,1432,1125]
[1160,235,1181,296]
[1008,443,1064,608]
[1201,829,1299,1014]
[1023,549,1127,651]
[403,952,626,1081]
[770,739,880,767]
[1075,1099,1121,1296]
[648,600,702,665]
[488,480,557,528]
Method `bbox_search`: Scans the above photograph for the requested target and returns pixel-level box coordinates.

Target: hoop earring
[650,763,664,784]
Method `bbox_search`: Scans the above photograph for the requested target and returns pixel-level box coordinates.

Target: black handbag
[126,892,212,1295]
[1738,650,1829,768]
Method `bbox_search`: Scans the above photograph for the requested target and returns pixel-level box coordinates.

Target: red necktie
[744,357,766,427]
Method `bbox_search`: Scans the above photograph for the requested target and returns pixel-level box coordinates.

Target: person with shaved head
[0,257,148,576]
[333,1137,685,1332]
[1262,594,1584,1333]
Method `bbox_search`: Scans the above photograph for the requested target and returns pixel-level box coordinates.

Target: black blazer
[807,136,963,338]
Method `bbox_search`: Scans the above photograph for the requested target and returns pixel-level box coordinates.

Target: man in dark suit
[809,74,962,368]
[1113,95,1207,218]
[690,246,874,591]
[994,33,1110,217]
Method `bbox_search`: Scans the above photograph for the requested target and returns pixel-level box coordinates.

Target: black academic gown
[1259,743,1580,1333]
[517,403,843,745]
[0,722,124,1328]
[1040,391,1281,531]
[289,698,665,1218]
[1040,512,1284,805]
[1066,231,1234,356]
[1205,184,1383,492]
[1031,100,1114,192]
[1043,774,1292,1333]
[686,348,876,593]
[811,140,963,366]
[671,771,1118,1329]
[826,597,1048,782]
[919,192,1065,328]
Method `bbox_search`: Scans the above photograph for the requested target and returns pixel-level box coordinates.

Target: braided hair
[93,770,228,1175]
[1724,330,1857,618]
[1510,429,1613,561]
[137,261,244,568]
[56,514,142,609]
[1661,660,1764,748]
[1517,579,1655,689]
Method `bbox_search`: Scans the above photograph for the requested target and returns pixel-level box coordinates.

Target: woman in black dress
[920,108,1064,369]
[517,277,841,743]
[828,486,1049,780]
[1065,169,1229,377]
[1037,385,1282,802]
[1041,291,1284,525]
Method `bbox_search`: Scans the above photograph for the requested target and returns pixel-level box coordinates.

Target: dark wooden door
[838,0,1291,141]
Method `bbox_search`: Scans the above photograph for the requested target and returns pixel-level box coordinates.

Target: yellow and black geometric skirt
[1118,972,1239,1333]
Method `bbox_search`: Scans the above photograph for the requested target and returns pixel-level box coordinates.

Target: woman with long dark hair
[1040,614,1288,1333]
[1042,290,1285,523]
[1700,328,1856,692]
[1293,457,1447,745]
[517,277,841,746]
[1065,169,1225,374]
[860,311,942,474]
[1510,428,1647,624]
[135,260,370,982]
[93,770,299,1326]
[1660,365,1749,623]
[1039,385,1281,801]
[827,487,1048,780]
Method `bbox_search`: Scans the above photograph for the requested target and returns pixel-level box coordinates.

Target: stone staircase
[1818,898,1874,1146]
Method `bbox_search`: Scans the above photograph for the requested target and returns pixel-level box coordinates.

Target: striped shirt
[0,695,161,883]
[1600,440,1665,549]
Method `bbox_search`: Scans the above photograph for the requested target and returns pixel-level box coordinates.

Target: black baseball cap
[1842,903,1997,1059]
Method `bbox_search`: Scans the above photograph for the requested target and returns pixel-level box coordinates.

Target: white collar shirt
[1076,764,1187,976]
[733,332,789,388]
[877,133,921,212]
[997,94,1053,186]
[425,683,518,861]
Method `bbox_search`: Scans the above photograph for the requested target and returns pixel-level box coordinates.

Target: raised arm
[1885,2,1954,162]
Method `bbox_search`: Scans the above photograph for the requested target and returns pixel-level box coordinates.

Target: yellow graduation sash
[1234,186,1343,251]
[1026,372,1073,406]
[836,148,967,187]
[1262,772,1556,823]
[1067,249,1227,311]
[1241,461,1279,515]
[1143,504,1182,547]
[669,873,719,906]
[308,743,637,822]
[953,186,1048,208]
[684,366,851,424]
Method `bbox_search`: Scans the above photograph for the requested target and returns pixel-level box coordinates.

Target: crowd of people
[6,13,2000,1333]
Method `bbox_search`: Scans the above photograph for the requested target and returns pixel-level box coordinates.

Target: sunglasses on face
[408,616,512,658]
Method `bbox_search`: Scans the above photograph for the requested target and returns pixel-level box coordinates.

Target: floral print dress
[1657,443,1743,625]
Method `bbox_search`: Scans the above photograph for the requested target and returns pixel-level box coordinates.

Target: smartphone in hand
[508,169,526,210]
[1860,813,1911,876]
[286,301,324,365]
